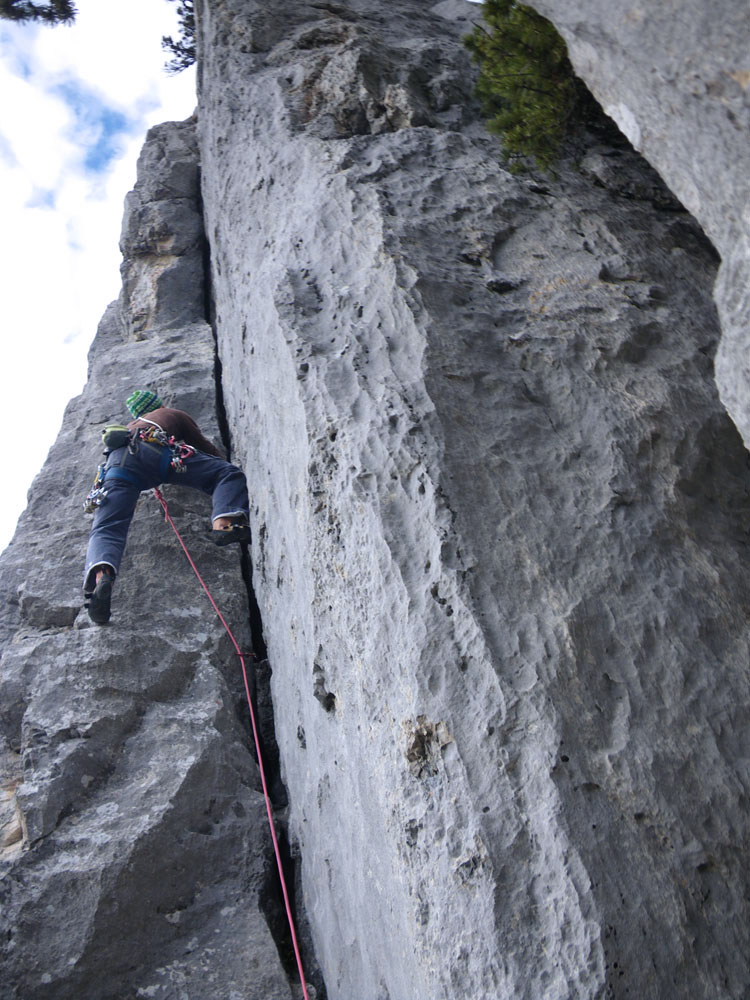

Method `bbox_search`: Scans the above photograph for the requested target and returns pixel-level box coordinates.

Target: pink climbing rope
[153,488,310,1000]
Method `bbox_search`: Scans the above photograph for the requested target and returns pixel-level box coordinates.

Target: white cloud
[0,0,196,554]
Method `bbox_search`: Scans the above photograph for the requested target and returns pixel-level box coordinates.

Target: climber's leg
[83,480,140,594]
[175,451,250,542]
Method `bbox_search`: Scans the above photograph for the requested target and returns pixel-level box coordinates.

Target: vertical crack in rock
[252,655,327,1000]
[228,514,326,999]
[230,445,326,997]
[203,207,235,463]
[203,143,325,998]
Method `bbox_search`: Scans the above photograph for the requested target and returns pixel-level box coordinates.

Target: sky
[0,0,196,554]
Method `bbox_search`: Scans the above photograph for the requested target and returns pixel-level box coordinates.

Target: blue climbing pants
[83,441,249,592]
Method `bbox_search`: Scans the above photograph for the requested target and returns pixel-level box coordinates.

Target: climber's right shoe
[86,573,113,625]
[212,523,251,547]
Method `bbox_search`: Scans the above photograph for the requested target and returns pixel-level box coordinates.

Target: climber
[83,389,250,625]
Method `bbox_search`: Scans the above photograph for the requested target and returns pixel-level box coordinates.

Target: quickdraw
[137,425,169,447]
[82,465,108,515]
[168,439,196,473]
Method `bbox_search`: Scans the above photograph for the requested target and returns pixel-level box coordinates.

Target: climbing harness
[83,428,198,514]
[137,426,196,473]
[152,488,310,1000]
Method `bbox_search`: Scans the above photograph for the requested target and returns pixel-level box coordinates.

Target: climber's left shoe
[86,573,113,624]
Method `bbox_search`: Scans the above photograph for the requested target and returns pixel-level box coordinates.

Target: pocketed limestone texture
[527,0,750,456]
[196,1,750,998]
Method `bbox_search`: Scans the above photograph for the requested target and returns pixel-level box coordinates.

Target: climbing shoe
[212,523,251,546]
[86,573,113,625]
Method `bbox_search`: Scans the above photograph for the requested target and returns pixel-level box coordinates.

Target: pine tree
[162,0,195,73]
[0,0,76,24]
[465,0,596,171]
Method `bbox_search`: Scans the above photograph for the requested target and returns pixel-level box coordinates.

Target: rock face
[3,1,750,999]
[197,0,750,998]
[527,0,750,451]
[0,121,303,999]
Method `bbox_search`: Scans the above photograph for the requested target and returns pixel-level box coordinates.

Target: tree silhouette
[1,0,197,75]
[162,0,195,73]
[0,0,76,24]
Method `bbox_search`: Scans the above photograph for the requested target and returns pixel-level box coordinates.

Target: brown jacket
[128,407,222,458]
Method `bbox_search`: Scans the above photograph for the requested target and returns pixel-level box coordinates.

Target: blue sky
[0,0,195,553]
[53,78,135,172]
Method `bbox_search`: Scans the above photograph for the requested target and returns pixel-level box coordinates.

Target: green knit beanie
[126,389,163,419]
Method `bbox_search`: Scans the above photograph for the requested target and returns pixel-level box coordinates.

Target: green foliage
[0,0,76,24]
[162,0,195,74]
[465,0,594,171]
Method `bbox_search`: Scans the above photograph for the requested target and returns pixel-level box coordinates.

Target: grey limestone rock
[120,118,207,338]
[0,121,299,1000]
[196,0,750,997]
[527,0,750,453]
[3,1,750,999]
